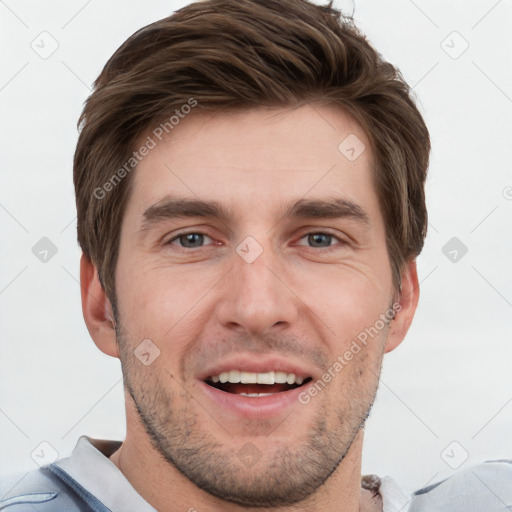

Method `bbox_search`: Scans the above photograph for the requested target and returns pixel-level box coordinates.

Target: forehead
[126,104,377,222]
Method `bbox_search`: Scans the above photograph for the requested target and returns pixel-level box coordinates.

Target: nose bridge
[216,235,298,333]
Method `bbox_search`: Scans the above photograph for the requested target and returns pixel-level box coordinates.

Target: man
[1,0,510,511]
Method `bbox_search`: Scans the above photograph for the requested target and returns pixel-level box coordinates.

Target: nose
[215,239,300,335]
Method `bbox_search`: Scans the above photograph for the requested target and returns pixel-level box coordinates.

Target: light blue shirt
[408,459,512,511]
[1,436,510,511]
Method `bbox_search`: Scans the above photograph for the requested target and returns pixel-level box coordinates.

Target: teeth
[208,370,305,385]
[241,371,257,384]
[239,392,276,397]
[274,371,288,383]
[256,371,274,384]
[229,370,241,382]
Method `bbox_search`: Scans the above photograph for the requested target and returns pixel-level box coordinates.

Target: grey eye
[169,232,213,248]
[305,233,335,248]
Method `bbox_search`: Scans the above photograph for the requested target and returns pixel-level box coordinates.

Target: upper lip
[196,354,317,381]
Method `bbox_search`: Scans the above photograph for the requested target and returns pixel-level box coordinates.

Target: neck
[109,402,380,511]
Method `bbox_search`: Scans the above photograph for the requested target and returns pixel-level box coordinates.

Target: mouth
[196,357,318,418]
[204,370,313,397]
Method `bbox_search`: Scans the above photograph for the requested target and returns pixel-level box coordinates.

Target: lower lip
[197,380,310,419]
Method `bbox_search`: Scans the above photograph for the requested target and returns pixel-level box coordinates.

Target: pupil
[181,233,203,247]
[309,233,331,247]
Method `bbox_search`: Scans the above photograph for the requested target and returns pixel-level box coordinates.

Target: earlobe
[80,253,119,358]
[384,259,420,353]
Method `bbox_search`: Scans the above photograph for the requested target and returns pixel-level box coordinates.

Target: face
[113,105,400,507]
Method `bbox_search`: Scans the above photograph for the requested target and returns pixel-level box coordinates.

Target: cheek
[327,323,388,402]
[117,259,199,321]
[296,267,390,333]
[116,265,212,362]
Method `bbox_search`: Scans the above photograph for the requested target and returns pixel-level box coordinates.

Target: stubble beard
[114,313,383,507]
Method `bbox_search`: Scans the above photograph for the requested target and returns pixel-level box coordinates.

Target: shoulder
[408,459,512,511]
[0,465,87,511]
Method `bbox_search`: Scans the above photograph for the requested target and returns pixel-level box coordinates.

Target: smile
[205,370,311,397]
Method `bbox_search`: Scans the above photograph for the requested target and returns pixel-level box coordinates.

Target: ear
[384,259,419,353]
[80,252,119,358]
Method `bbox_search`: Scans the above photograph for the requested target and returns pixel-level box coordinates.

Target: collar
[380,475,411,512]
[52,435,156,511]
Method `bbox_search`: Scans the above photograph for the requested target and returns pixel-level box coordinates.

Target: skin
[81,104,419,512]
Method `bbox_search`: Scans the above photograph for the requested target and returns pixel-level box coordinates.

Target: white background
[1,0,511,500]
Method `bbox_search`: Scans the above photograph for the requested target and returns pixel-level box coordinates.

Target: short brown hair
[74,0,430,306]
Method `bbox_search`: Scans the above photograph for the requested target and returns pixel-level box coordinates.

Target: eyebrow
[139,196,370,233]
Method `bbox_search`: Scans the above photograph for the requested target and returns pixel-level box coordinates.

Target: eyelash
[165,230,348,251]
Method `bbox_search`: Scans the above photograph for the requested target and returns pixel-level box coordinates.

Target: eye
[297,232,345,249]
[167,232,214,248]
[165,231,346,251]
